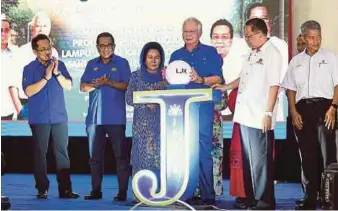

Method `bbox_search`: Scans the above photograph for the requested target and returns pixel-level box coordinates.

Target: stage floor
[1,174,303,210]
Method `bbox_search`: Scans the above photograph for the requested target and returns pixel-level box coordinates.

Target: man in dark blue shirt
[169,17,223,206]
[22,34,79,199]
[81,32,131,201]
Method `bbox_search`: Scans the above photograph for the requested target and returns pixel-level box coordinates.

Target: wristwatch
[264,111,273,118]
[331,103,338,109]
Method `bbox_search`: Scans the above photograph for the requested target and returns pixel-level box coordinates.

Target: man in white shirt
[1,17,22,120]
[214,18,282,210]
[247,3,289,122]
[282,20,338,210]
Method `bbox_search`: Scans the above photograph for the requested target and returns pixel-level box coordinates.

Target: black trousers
[86,125,130,193]
[30,123,72,192]
[294,98,337,206]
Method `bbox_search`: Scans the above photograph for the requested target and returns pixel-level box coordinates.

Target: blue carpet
[1,174,302,210]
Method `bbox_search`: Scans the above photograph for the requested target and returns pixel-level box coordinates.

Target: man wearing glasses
[214,18,282,209]
[81,32,131,202]
[247,3,288,122]
[169,17,223,208]
[22,34,79,199]
[17,12,59,120]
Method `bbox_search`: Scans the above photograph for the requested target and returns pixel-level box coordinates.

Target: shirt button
[191,54,194,56]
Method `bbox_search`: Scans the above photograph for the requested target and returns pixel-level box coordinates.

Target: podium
[132,88,221,207]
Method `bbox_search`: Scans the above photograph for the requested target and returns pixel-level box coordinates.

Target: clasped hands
[45,57,60,80]
[92,74,112,88]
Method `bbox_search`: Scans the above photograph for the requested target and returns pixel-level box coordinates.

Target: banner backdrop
[1,0,289,137]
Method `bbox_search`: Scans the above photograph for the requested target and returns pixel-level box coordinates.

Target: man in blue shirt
[22,34,79,199]
[169,17,223,206]
[81,32,131,201]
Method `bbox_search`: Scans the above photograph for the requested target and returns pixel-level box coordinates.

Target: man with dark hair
[22,34,79,199]
[214,18,283,210]
[282,20,338,210]
[81,32,131,201]
[296,34,306,53]
[247,3,288,123]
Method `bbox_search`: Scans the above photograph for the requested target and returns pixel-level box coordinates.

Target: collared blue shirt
[169,43,223,110]
[169,43,223,89]
[22,58,72,124]
[81,55,131,125]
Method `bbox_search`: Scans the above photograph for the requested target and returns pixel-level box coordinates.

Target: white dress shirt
[282,48,338,103]
[270,36,289,121]
[233,40,282,130]
[1,45,21,117]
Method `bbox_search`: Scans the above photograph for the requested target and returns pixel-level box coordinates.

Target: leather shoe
[295,197,307,205]
[1,196,11,210]
[84,191,102,200]
[113,192,127,201]
[37,190,48,199]
[234,198,256,209]
[59,190,79,199]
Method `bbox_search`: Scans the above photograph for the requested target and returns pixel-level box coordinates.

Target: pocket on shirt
[293,65,307,88]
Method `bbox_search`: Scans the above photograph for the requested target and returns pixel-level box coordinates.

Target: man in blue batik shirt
[81,32,131,202]
[169,17,223,206]
[22,34,79,199]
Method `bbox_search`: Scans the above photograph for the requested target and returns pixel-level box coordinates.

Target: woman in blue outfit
[126,42,166,201]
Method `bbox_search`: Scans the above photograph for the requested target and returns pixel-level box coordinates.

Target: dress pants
[198,103,215,201]
[239,125,275,208]
[86,124,130,193]
[30,123,72,192]
[294,98,337,207]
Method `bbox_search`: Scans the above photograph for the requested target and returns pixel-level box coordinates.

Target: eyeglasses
[211,35,231,42]
[36,46,52,53]
[1,28,10,33]
[245,32,260,40]
[98,43,115,50]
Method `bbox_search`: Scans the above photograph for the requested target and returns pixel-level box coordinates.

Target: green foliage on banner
[1,0,33,29]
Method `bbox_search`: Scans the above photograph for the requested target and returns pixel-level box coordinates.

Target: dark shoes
[1,196,11,210]
[84,191,102,200]
[37,190,79,199]
[84,191,127,201]
[234,197,257,209]
[295,199,316,210]
[113,191,127,201]
[59,190,79,199]
[37,190,48,199]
